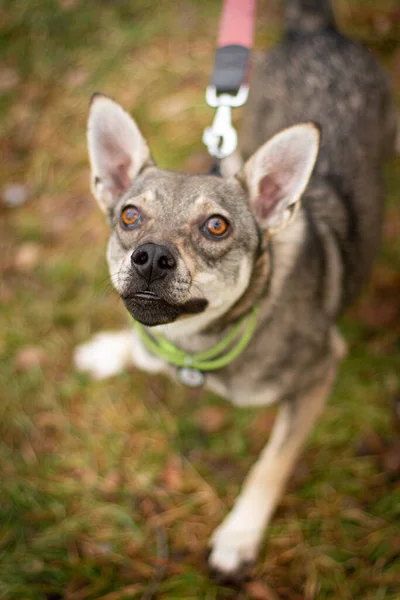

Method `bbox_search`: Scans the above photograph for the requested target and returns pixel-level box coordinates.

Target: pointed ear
[87,94,152,213]
[240,123,320,234]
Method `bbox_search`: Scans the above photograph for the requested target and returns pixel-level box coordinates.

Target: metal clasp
[202,85,249,159]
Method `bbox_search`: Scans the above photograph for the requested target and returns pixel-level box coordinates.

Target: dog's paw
[208,525,259,581]
[73,331,133,379]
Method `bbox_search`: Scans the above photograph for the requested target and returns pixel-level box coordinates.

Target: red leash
[203,0,257,160]
[214,0,256,94]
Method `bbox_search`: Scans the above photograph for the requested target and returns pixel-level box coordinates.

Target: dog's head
[87,94,319,331]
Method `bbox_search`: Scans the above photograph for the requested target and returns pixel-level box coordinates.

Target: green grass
[1,0,400,598]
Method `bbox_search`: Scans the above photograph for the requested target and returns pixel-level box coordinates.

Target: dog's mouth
[133,291,161,301]
[121,291,208,326]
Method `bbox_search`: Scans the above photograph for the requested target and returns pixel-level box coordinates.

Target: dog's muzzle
[122,243,208,326]
[122,292,208,326]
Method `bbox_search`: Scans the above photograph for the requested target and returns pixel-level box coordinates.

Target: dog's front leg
[74,329,166,379]
[209,364,337,580]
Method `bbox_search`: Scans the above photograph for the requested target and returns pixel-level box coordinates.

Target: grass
[1,0,400,598]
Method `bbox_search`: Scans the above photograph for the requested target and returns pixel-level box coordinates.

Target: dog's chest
[134,305,327,409]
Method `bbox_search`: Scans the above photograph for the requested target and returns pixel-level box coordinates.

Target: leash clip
[203,85,249,159]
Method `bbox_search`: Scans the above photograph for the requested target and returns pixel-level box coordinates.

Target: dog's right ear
[87,94,152,213]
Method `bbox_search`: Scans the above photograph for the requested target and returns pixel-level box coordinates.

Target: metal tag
[178,367,205,388]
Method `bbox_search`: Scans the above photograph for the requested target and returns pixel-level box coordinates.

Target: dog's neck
[153,245,271,348]
[153,255,253,344]
[206,246,272,333]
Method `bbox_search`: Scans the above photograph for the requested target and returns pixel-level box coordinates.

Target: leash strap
[212,0,256,95]
[203,0,256,160]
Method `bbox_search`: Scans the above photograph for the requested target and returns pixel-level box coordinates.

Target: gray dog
[75,0,397,580]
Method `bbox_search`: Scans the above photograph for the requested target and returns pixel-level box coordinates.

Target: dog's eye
[120,205,141,229]
[203,215,230,239]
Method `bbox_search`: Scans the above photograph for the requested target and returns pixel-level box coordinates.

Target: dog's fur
[75,0,397,579]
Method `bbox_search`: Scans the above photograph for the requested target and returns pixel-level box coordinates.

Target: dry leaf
[99,470,121,495]
[383,438,400,477]
[14,345,46,371]
[0,67,20,93]
[15,242,41,271]
[195,405,227,433]
[246,579,280,600]
[161,454,183,491]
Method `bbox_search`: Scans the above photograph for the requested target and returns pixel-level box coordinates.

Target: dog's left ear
[87,94,153,213]
[239,123,320,234]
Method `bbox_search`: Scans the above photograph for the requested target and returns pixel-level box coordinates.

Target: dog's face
[106,168,259,327]
[87,95,319,331]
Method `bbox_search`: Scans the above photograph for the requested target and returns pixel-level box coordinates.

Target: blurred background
[1,1,400,598]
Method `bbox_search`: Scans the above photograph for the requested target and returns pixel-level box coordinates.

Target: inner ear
[100,148,132,196]
[87,94,152,213]
[256,174,284,220]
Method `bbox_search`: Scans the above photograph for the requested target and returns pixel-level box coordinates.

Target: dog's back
[242,0,397,310]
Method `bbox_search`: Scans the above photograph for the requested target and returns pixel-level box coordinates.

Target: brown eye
[203,215,230,239]
[120,205,141,229]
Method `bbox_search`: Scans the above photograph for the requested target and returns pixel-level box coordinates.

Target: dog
[74,0,397,581]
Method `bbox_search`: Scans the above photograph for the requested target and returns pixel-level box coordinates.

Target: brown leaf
[246,580,280,600]
[99,469,121,495]
[71,467,98,487]
[351,297,399,330]
[35,411,66,434]
[393,394,400,434]
[140,497,157,518]
[0,67,20,94]
[65,68,87,88]
[58,0,80,10]
[248,411,276,453]
[0,284,14,304]
[14,242,41,271]
[248,412,276,438]
[354,431,386,457]
[195,405,227,433]
[160,454,183,491]
[289,459,311,489]
[383,438,400,478]
[14,345,46,371]
[349,264,400,330]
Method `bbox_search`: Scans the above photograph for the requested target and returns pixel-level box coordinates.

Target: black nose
[131,243,176,283]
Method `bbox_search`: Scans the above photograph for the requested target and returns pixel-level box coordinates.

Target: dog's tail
[285,0,337,36]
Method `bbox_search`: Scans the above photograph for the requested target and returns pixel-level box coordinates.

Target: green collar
[134,307,258,387]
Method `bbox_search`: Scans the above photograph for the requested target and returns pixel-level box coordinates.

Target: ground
[0,1,400,598]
